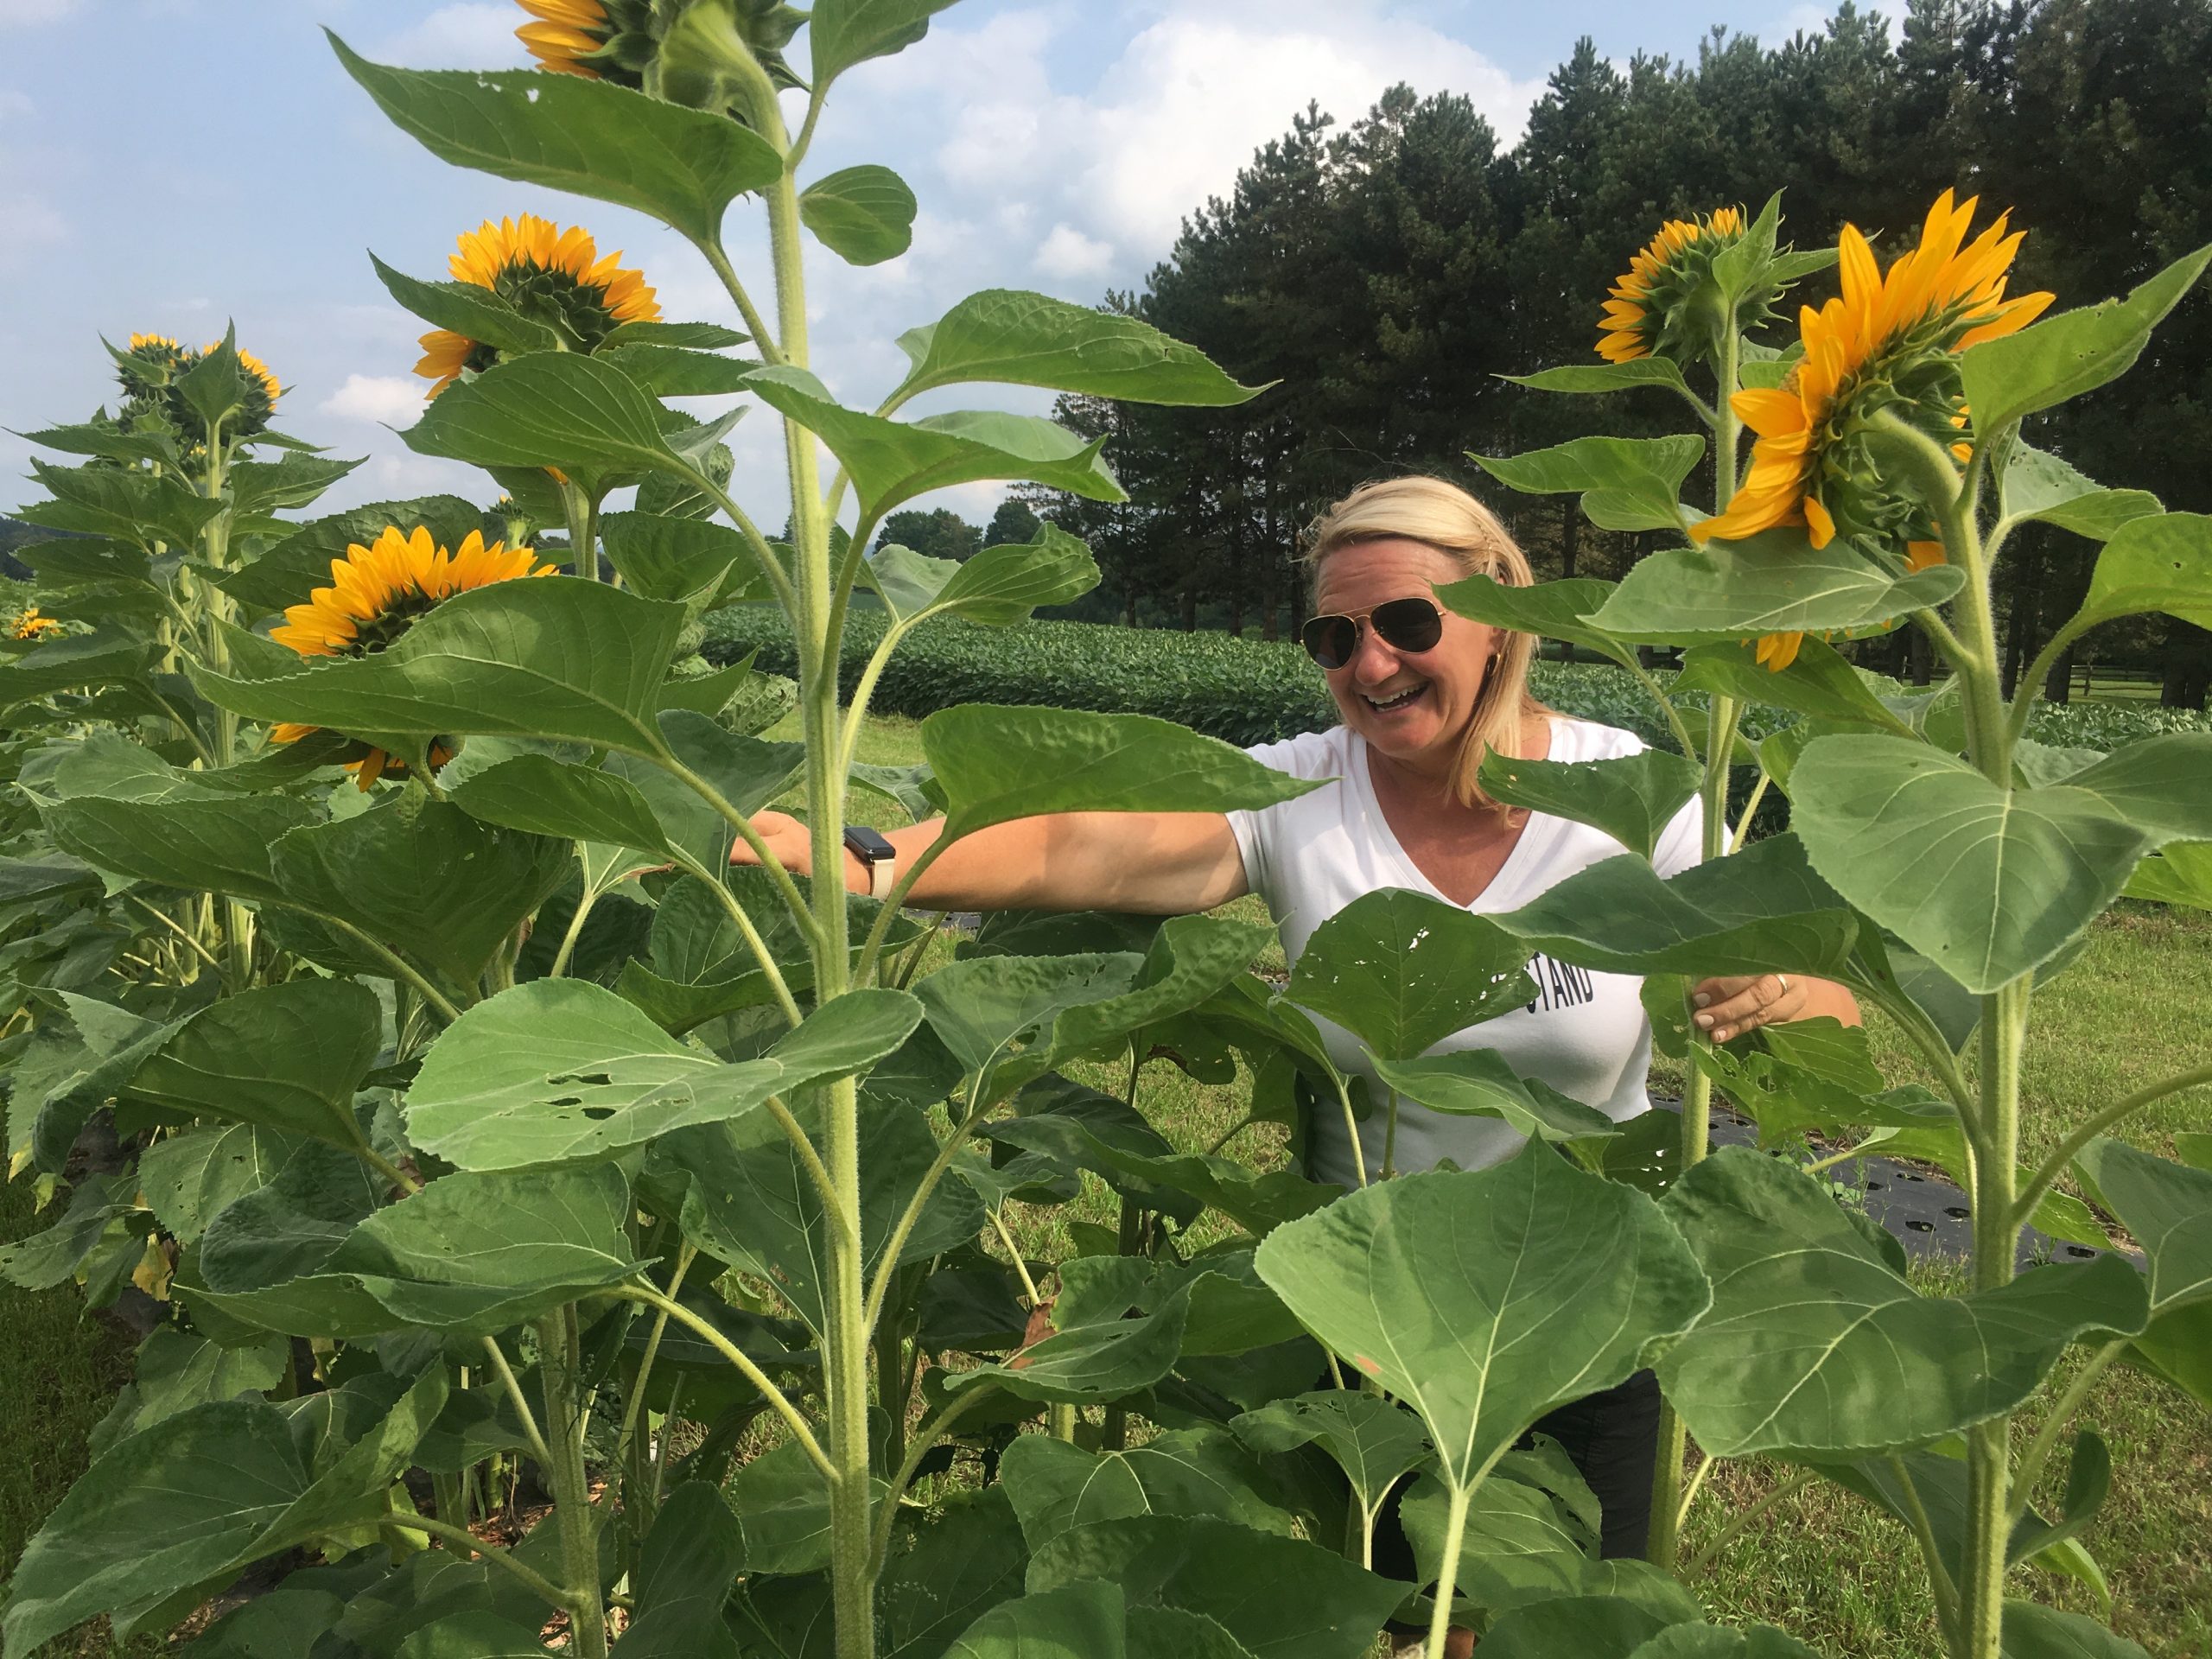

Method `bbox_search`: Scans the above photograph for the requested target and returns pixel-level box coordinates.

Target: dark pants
[1372,1368,1665,1580]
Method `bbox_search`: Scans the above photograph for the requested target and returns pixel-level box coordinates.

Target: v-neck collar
[1348,723,1564,912]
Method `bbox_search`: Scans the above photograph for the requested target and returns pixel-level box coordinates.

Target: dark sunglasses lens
[1301,615,1357,669]
[1373,598,1444,653]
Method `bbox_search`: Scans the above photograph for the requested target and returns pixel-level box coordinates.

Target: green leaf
[596,342,758,399]
[1489,832,1859,979]
[924,704,1321,842]
[1398,1466,1593,1613]
[1476,747,1701,860]
[214,496,484,618]
[370,253,558,353]
[20,421,178,467]
[1471,435,1703,533]
[1961,243,2212,437]
[2074,512,2212,632]
[609,711,805,868]
[1000,1427,1295,1554]
[648,1094,982,1338]
[41,791,316,904]
[13,991,179,1176]
[19,458,226,549]
[1478,1597,1676,1659]
[272,801,571,988]
[891,289,1262,408]
[1023,1515,1406,1659]
[2074,1139,2212,1403]
[616,1482,745,1659]
[0,628,155,709]
[401,351,688,498]
[139,1123,313,1245]
[606,319,747,351]
[945,1279,1192,1405]
[945,1582,1126,1659]
[808,0,963,92]
[1674,637,1913,735]
[131,981,381,1153]
[722,1435,889,1577]
[93,1329,290,1454]
[1255,1143,1707,1486]
[862,523,1099,626]
[2124,841,2212,910]
[1230,1389,1433,1517]
[742,366,1124,518]
[798,163,917,265]
[2,1368,446,1652]
[0,1172,137,1292]
[330,35,783,245]
[1372,1048,1619,1145]
[2061,734,2212,843]
[448,754,671,854]
[191,576,689,755]
[1996,442,2160,542]
[407,979,788,1169]
[227,453,365,519]
[394,1612,555,1658]
[1999,1600,2152,1659]
[1501,359,1694,399]
[601,511,759,605]
[332,1163,638,1331]
[1434,573,1627,658]
[1285,889,1535,1061]
[1790,735,2157,994]
[1588,531,1965,645]
[1658,1147,2147,1456]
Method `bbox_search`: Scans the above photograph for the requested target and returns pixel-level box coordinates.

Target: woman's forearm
[823,812,1248,915]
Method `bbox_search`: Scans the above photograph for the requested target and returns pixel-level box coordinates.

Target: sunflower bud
[651,0,805,124]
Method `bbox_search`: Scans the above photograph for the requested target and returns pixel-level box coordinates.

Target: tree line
[1016,0,2212,707]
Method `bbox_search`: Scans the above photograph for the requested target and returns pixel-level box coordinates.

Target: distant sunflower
[10,606,60,641]
[270,525,556,788]
[127,332,178,353]
[1598,206,1746,365]
[1692,190,2053,555]
[412,213,660,397]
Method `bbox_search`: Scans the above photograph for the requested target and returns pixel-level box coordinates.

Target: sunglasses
[1300,596,1446,670]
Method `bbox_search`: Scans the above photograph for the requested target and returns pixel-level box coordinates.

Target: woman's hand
[731,810,819,876]
[1688,973,1810,1042]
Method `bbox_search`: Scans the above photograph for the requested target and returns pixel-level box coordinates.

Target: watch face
[842,825,895,861]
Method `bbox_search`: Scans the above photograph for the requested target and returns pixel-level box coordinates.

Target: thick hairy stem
[482,1335,555,1470]
[546,887,597,981]
[537,1309,609,1659]
[1422,1480,1477,1659]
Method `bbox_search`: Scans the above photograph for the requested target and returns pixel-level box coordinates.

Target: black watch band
[842,825,897,899]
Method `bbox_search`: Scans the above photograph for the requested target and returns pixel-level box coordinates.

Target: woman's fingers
[1690,973,1805,1042]
[729,809,806,868]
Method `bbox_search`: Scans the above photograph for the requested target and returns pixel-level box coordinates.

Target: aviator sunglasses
[1300,596,1446,670]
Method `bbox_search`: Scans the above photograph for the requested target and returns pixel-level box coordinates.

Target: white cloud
[0,191,67,270]
[371,3,526,70]
[0,0,80,23]
[1033,223,1114,281]
[321,373,429,425]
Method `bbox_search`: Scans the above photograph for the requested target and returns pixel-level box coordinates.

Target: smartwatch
[842,825,898,899]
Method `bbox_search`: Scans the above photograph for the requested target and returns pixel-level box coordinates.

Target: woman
[743,474,1859,1567]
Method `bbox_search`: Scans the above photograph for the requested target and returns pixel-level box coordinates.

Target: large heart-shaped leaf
[925,704,1321,841]
[191,577,687,755]
[130,981,382,1153]
[1587,531,1963,645]
[2,1367,446,1652]
[1789,734,2154,993]
[2060,734,2212,843]
[2074,1139,2212,1406]
[1471,435,1704,533]
[138,1123,314,1246]
[721,1435,889,1577]
[1000,1428,1295,1553]
[1673,637,1913,736]
[402,352,688,499]
[18,459,225,550]
[1286,889,1535,1061]
[1999,1600,2153,1659]
[742,366,1123,518]
[1231,1389,1433,1520]
[1961,243,2211,437]
[331,35,782,245]
[1995,443,2161,542]
[1370,1049,1619,1145]
[1023,1515,1405,1659]
[862,523,1099,626]
[2072,512,2212,632]
[1475,748,1701,860]
[944,1581,1126,1659]
[41,791,316,905]
[272,801,572,988]
[1487,832,1859,980]
[891,289,1261,408]
[616,1482,745,1659]
[1433,573,1626,658]
[1657,1147,2148,1456]
[447,754,671,855]
[808,0,963,90]
[1255,1143,1708,1487]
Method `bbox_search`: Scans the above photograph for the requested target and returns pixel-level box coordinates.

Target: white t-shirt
[1226,717,1703,1189]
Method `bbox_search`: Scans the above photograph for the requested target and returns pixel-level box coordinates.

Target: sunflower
[515,0,632,82]
[10,606,60,641]
[1598,206,1747,365]
[270,525,556,788]
[412,213,660,397]
[127,332,178,353]
[1693,191,2053,553]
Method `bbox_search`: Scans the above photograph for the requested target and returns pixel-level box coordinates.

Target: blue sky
[0,0,1842,528]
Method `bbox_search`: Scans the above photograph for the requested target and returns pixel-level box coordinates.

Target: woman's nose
[1347,622,1401,683]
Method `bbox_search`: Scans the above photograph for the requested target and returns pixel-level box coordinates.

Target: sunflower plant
[1451,186,2212,1659]
[4,11,2209,1659]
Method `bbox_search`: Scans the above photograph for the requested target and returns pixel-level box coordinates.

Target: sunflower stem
[1713,326,1745,501]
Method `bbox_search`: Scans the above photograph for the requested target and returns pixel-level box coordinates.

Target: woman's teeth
[1365,684,1425,710]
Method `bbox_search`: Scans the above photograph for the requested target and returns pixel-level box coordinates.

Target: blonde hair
[1301,475,1546,810]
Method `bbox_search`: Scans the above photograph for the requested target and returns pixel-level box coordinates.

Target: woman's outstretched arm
[737,809,1249,916]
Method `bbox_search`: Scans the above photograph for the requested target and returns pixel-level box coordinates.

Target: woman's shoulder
[1541,714,1655,763]
[1243,724,1357,781]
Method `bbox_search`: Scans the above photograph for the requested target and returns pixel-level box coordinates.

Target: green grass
[5,707,2206,1656]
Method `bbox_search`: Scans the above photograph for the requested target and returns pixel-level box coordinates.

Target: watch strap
[841,825,897,900]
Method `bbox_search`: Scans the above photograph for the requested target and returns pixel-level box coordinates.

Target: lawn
[3,706,2205,1656]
